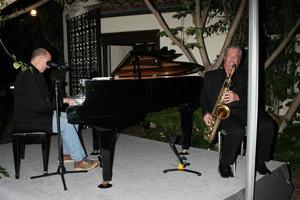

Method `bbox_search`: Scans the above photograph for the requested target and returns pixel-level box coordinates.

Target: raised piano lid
[111,47,204,79]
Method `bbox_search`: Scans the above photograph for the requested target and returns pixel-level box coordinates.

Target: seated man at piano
[13,48,99,171]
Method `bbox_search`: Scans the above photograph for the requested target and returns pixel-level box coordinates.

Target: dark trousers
[220,110,276,165]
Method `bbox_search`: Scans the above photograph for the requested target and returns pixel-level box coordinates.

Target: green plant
[0,37,32,72]
[144,107,181,142]
[0,165,9,178]
[265,43,300,115]
[12,57,32,72]
[273,124,300,170]
[190,108,210,149]
[144,107,209,148]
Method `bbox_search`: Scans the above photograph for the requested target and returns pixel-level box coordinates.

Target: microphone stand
[163,135,201,176]
[31,79,87,190]
[132,45,141,79]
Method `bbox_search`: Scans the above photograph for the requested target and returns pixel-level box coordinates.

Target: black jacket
[200,67,248,123]
[13,67,53,133]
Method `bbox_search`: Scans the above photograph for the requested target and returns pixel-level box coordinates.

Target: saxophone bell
[216,104,230,119]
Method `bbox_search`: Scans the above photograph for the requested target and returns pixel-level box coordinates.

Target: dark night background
[0,1,64,91]
[0,1,64,142]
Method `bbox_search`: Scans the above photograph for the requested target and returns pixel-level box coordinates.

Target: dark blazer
[13,66,53,133]
[200,67,248,123]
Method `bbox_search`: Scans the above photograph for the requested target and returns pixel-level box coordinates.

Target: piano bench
[12,131,51,179]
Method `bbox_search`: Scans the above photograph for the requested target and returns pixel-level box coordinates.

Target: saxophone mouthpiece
[232,64,237,69]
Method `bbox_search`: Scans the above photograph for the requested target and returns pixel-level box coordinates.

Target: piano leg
[95,127,118,189]
[179,104,194,152]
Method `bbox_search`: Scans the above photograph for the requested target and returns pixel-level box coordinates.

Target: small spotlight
[30,9,37,17]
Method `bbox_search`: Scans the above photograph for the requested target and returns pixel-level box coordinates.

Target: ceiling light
[30,9,37,17]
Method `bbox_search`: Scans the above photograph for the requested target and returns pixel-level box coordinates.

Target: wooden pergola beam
[0,0,50,21]
[0,0,18,10]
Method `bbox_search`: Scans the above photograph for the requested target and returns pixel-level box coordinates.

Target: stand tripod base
[163,134,201,176]
[163,164,201,176]
[31,165,87,190]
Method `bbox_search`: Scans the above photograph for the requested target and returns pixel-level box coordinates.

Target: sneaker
[57,154,74,163]
[74,158,100,171]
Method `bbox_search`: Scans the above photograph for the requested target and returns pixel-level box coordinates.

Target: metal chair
[218,129,246,175]
[12,131,51,179]
[218,130,245,156]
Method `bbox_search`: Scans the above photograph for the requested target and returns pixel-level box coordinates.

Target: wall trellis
[66,9,101,96]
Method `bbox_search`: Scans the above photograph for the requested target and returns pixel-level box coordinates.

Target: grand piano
[67,47,203,188]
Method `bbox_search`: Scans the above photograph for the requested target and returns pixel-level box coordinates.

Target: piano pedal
[90,149,101,155]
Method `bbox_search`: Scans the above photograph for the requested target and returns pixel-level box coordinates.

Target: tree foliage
[146,0,300,129]
[260,0,300,117]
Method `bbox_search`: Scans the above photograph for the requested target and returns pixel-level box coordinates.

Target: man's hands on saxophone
[203,112,213,126]
[222,90,240,104]
[203,90,240,126]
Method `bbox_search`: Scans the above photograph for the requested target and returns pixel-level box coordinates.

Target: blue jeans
[52,112,85,161]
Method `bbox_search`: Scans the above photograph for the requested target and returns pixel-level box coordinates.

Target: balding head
[31,48,50,59]
[30,48,51,73]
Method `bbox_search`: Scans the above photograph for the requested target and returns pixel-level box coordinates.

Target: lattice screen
[66,9,101,96]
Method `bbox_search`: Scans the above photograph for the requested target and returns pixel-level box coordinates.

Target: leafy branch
[0,37,32,72]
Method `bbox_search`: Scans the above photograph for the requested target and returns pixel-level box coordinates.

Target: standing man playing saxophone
[200,46,277,178]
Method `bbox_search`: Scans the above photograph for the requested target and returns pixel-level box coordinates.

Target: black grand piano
[67,47,203,188]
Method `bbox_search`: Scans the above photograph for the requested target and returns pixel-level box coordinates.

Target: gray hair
[225,46,242,58]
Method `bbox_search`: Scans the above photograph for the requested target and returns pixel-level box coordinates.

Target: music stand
[132,43,142,79]
[31,79,87,190]
[163,135,201,176]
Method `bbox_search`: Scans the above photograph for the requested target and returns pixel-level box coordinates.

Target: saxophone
[203,64,236,144]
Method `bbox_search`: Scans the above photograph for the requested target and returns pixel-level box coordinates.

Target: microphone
[46,61,67,70]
